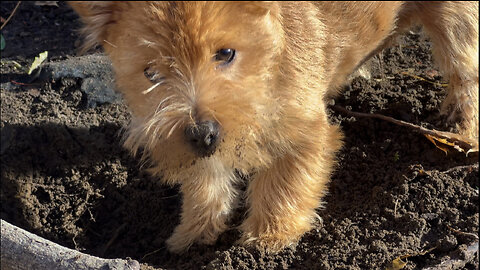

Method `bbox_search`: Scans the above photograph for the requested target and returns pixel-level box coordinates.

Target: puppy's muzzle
[184,120,220,157]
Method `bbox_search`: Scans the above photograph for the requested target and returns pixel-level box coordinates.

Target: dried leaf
[386,247,437,270]
[27,51,48,75]
[425,134,449,155]
[424,133,478,156]
[386,257,408,270]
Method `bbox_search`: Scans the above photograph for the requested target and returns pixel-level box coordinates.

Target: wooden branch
[0,1,22,31]
[330,105,478,154]
[1,219,140,270]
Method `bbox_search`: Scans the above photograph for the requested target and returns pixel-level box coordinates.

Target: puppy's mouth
[184,120,220,158]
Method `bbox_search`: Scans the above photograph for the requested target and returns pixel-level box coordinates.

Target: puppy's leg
[240,124,343,252]
[413,2,479,139]
[166,160,237,253]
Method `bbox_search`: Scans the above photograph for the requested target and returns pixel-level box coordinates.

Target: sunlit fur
[70,1,478,253]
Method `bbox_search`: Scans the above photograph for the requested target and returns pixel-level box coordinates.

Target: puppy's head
[71,1,284,182]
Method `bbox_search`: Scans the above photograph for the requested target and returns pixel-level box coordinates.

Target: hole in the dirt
[33,187,51,204]
[48,77,87,109]
[461,168,479,191]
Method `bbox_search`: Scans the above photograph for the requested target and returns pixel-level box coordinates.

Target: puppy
[70,1,478,253]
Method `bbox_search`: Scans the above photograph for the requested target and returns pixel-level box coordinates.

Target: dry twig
[1,1,21,31]
[331,105,478,155]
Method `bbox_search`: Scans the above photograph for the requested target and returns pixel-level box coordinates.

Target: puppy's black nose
[184,120,220,157]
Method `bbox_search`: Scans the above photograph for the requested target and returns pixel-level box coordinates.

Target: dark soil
[1,2,478,270]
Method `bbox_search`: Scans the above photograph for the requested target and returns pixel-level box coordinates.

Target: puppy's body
[70,1,479,252]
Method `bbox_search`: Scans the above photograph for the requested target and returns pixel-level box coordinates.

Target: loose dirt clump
[1,2,478,270]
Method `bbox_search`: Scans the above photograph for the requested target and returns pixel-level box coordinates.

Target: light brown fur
[69,1,479,253]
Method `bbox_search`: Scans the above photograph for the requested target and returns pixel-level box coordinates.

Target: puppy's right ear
[69,1,123,53]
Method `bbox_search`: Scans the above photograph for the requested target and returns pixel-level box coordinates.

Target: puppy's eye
[214,48,236,65]
[144,67,164,83]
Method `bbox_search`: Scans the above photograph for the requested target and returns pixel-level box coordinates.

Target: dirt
[1,2,478,270]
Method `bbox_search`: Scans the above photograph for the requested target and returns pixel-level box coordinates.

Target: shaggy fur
[70,1,479,253]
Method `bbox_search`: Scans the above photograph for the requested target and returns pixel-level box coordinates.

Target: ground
[1,2,478,270]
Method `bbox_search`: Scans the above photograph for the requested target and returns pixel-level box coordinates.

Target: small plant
[1,34,5,50]
[393,151,400,162]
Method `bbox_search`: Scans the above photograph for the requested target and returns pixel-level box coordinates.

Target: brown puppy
[69,1,478,253]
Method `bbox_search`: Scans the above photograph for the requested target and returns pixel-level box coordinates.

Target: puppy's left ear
[69,1,127,53]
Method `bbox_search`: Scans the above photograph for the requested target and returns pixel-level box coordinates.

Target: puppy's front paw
[166,220,226,253]
[165,229,194,254]
[237,214,308,254]
[440,81,479,141]
[238,231,298,254]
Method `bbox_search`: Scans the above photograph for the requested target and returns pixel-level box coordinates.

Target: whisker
[142,82,162,95]
[167,119,183,138]
[103,39,117,48]
[189,109,195,124]
[139,38,157,48]
[209,109,223,127]
[154,95,174,114]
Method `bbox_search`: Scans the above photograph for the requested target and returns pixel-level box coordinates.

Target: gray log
[1,219,140,270]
